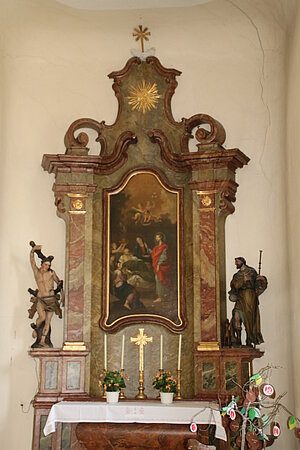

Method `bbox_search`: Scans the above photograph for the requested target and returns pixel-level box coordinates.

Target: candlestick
[156,368,164,398]
[160,335,163,370]
[119,369,126,399]
[104,333,107,371]
[177,334,182,370]
[121,334,125,370]
[101,374,107,399]
[175,369,183,400]
[136,370,147,399]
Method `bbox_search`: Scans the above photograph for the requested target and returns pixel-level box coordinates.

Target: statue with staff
[229,251,268,347]
[28,241,64,348]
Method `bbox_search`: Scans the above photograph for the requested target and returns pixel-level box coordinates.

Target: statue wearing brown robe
[229,257,266,347]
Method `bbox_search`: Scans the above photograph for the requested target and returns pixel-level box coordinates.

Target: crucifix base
[135,370,147,400]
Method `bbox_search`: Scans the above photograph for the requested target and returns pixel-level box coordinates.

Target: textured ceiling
[55,0,212,10]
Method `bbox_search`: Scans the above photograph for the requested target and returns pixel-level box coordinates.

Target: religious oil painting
[100,170,185,332]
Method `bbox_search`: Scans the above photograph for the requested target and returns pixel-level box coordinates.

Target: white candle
[177,334,182,370]
[104,333,107,370]
[121,334,125,369]
[160,335,163,370]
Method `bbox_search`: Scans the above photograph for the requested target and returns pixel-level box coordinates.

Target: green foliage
[152,371,177,393]
[99,370,127,392]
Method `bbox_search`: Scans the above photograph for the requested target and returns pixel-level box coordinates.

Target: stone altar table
[44,400,227,449]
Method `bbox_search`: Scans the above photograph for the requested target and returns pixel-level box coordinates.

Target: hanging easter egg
[262,384,275,398]
[230,420,239,432]
[243,398,250,409]
[189,422,197,433]
[246,431,259,445]
[272,422,281,438]
[229,408,236,420]
[287,415,296,430]
[295,427,300,439]
[246,388,257,403]
[265,435,275,447]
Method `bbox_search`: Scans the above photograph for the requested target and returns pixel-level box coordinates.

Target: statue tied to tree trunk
[28,241,64,348]
[229,252,267,348]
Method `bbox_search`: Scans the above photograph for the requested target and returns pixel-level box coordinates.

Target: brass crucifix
[132,25,151,53]
[130,328,153,399]
[130,328,152,371]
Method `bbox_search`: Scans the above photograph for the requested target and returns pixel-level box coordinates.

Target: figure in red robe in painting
[151,232,172,303]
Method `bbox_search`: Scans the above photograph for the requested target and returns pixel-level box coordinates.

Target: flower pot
[106,390,120,404]
[160,392,174,405]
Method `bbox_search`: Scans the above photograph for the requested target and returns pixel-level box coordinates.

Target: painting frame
[99,167,187,333]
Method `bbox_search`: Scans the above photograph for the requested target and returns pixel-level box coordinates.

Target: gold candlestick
[175,369,183,400]
[156,368,164,398]
[119,369,126,399]
[102,383,107,399]
[136,370,147,399]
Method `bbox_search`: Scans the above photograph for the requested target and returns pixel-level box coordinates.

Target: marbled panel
[199,215,216,267]
[202,361,216,391]
[66,361,81,390]
[39,416,52,450]
[61,423,72,450]
[68,285,84,313]
[45,361,58,390]
[67,213,85,342]
[67,311,84,342]
[225,361,238,392]
[199,202,217,341]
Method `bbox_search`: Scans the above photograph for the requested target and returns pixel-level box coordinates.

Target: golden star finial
[133,25,151,53]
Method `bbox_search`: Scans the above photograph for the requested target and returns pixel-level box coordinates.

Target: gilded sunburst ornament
[127,80,161,114]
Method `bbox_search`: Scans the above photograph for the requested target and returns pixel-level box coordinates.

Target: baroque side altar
[28,46,264,450]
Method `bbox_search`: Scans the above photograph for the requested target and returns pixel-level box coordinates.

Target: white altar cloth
[44,400,227,441]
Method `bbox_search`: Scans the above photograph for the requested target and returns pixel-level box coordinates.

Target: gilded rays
[127,80,161,114]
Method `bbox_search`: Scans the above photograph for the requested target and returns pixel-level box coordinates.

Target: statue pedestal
[29,347,89,450]
[195,347,264,404]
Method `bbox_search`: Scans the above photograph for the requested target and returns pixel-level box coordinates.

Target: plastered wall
[0,0,298,448]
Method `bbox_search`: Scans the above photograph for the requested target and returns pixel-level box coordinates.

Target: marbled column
[66,194,87,343]
[197,190,218,343]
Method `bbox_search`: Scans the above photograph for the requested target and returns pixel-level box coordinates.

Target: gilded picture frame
[99,168,186,332]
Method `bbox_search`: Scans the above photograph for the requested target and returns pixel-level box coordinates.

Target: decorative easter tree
[222,365,300,449]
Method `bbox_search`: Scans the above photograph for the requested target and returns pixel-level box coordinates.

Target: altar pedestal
[43,400,227,449]
[76,422,225,450]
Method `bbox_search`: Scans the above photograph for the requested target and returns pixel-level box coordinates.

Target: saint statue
[229,256,267,347]
[28,241,64,348]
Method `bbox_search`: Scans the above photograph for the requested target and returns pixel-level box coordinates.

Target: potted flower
[99,370,127,404]
[152,371,177,404]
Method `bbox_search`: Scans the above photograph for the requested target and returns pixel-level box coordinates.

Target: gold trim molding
[69,210,86,215]
[199,207,215,212]
[196,190,218,196]
[67,193,89,198]
[63,342,87,351]
[197,341,220,351]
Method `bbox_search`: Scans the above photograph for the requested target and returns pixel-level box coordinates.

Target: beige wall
[0,0,298,448]
[287,0,300,433]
